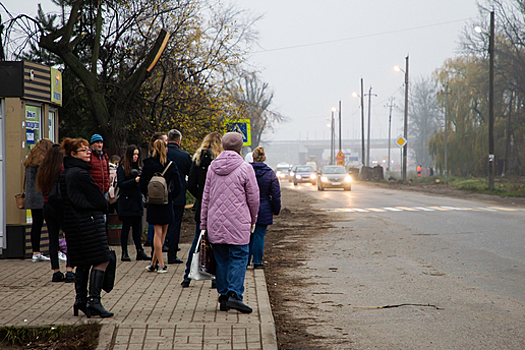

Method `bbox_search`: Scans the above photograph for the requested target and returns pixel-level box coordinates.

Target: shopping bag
[102,250,117,293]
[188,230,214,281]
[199,231,216,277]
[14,193,25,209]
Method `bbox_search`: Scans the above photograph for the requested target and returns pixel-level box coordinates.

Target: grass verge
[0,323,101,350]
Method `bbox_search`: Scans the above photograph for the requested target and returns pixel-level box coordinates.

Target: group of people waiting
[24,129,281,317]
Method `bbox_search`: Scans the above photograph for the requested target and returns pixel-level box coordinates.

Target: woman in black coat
[181,132,223,287]
[117,145,150,262]
[60,138,113,319]
[139,139,182,273]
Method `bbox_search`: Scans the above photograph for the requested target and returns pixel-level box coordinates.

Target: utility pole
[442,83,449,176]
[338,100,342,152]
[365,86,377,167]
[488,11,495,189]
[360,79,365,167]
[386,97,395,173]
[402,55,409,183]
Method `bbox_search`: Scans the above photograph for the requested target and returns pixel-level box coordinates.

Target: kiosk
[0,60,62,258]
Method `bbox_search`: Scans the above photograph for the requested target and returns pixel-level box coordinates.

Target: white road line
[488,207,519,211]
[352,208,370,213]
[413,207,435,211]
[395,206,418,211]
[367,208,386,212]
[383,207,403,212]
[475,207,498,212]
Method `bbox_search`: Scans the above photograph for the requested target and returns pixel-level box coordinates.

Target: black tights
[30,209,45,253]
[120,216,143,251]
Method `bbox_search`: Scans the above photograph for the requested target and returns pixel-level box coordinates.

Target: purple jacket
[200,151,260,245]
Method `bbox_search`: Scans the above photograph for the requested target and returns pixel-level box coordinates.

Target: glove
[251,224,256,233]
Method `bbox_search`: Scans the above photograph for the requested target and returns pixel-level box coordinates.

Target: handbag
[199,230,216,276]
[102,250,117,293]
[14,193,25,209]
[188,230,214,281]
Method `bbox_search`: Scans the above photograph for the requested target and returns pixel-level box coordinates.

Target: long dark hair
[36,144,63,194]
[123,145,140,177]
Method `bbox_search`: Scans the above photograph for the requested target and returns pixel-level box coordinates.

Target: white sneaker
[58,252,67,262]
[32,254,51,262]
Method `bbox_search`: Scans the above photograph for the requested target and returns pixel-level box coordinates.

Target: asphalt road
[282,180,525,350]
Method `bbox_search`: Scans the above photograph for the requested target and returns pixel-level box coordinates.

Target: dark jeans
[183,222,201,280]
[44,203,70,270]
[167,205,184,261]
[120,216,143,251]
[30,209,45,253]
[212,243,249,299]
[249,224,268,265]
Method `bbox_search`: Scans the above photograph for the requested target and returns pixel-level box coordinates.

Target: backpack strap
[160,161,172,177]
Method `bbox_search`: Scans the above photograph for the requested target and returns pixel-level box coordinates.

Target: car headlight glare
[296,174,301,179]
[321,176,328,182]
[345,176,352,182]
[310,174,316,180]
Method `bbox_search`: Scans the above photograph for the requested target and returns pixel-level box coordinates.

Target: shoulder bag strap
[160,161,172,177]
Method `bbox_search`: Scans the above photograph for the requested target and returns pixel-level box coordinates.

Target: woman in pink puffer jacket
[200,132,259,314]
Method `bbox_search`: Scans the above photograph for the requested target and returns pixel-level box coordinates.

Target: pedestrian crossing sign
[224,119,251,146]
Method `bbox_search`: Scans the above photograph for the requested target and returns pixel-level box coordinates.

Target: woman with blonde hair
[24,138,53,262]
[60,138,113,318]
[140,138,182,273]
[181,132,223,287]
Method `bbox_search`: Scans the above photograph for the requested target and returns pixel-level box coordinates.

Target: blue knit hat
[90,134,103,144]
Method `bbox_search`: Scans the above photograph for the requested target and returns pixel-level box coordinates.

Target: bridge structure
[259,138,401,168]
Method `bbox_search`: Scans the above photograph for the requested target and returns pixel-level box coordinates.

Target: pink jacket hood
[200,151,260,245]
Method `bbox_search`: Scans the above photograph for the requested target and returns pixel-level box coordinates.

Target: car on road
[288,165,298,183]
[276,163,291,180]
[317,165,352,191]
[293,165,316,186]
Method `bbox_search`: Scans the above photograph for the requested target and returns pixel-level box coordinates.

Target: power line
[253,18,472,54]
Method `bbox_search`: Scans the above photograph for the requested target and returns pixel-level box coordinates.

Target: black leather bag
[102,250,117,293]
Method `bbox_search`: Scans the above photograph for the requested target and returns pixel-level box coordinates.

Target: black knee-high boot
[73,267,90,316]
[86,269,114,318]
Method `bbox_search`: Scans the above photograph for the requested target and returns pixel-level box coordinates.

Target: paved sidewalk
[0,244,278,350]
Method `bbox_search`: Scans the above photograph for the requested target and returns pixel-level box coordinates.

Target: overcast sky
[1,0,481,143]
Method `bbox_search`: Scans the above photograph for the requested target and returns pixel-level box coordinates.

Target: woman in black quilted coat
[60,138,113,319]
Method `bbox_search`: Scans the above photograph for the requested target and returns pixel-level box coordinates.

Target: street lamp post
[395,55,409,183]
[386,97,395,173]
[338,100,342,153]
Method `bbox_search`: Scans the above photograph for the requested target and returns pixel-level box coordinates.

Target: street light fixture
[394,55,409,183]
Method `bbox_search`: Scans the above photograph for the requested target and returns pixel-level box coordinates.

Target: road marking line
[413,207,434,211]
[440,206,467,211]
[353,208,370,213]
[475,207,498,212]
[427,206,451,211]
[487,207,519,211]
[367,208,386,212]
[383,207,403,212]
[395,206,418,211]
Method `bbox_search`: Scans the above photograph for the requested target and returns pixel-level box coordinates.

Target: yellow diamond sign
[395,135,407,148]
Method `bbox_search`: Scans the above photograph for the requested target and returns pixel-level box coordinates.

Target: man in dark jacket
[89,134,110,195]
[166,129,192,264]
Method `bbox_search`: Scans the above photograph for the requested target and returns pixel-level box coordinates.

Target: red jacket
[89,149,110,194]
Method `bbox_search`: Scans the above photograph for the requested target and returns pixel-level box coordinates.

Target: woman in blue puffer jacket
[249,146,281,269]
